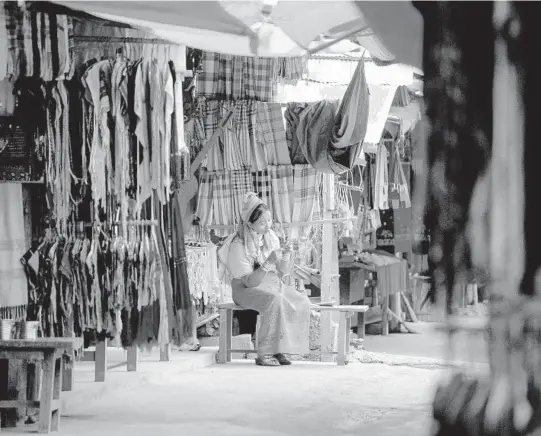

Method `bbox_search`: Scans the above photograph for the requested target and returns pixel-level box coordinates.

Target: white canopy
[52,1,423,68]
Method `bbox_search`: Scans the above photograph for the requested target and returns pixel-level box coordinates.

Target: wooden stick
[387,308,416,334]
[400,291,419,323]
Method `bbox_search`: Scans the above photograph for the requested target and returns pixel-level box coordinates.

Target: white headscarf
[217,192,280,282]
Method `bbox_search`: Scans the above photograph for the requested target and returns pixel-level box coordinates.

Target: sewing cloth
[0,184,28,310]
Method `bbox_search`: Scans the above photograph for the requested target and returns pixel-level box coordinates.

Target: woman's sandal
[255,355,281,366]
[274,353,292,365]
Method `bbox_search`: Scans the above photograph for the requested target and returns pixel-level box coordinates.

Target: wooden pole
[320,173,338,361]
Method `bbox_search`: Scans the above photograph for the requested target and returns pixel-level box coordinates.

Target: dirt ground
[2,320,490,435]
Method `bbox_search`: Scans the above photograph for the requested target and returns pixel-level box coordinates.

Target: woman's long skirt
[232,272,310,356]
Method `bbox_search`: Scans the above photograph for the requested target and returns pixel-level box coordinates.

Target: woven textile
[196,171,214,228]
[231,169,253,224]
[197,51,278,102]
[211,171,234,237]
[256,102,290,166]
[0,184,28,311]
[291,165,321,239]
[270,165,294,229]
[252,169,272,216]
[198,99,267,171]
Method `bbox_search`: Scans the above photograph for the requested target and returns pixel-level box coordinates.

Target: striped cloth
[196,171,214,228]
[198,99,268,171]
[256,102,291,166]
[270,166,294,238]
[252,169,272,216]
[231,169,253,224]
[197,51,278,102]
[211,171,234,237]
[291,165,321,240]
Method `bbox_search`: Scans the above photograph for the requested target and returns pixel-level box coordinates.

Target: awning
[50,1,422,67]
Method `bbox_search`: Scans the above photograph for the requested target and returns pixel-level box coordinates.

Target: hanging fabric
[0,184,28,319]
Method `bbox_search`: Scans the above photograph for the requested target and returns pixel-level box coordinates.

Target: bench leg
[345,314,352,364]
[38,352,56,434]
[62,354,74,392]
[51,356,62,431]
[358,311,366,339]
[337,312,347,366]
[160,344,171,362]
[218,309,232,364]
[95,339,107,382]
[127,346,138,372]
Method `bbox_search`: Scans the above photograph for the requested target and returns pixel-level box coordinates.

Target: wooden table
[0,338,79,433]
[339,261,376,338]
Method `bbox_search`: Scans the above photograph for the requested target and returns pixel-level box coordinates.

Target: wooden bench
[0,338,79,433]
[217,303,368,366]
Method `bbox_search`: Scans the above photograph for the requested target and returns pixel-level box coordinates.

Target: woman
[218,192,311,366]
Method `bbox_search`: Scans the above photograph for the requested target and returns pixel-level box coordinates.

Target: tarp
[50,1,422,67]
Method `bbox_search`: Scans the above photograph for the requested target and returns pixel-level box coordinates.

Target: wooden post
[320,174,338,362]
[94,339,107,382]
[61,355,74,392]
[38,351,56,434]
[160,344,171,362]
[381,291,389,336]
[127,346,138,372]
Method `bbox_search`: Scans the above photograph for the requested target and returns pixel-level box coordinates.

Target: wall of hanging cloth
[196,51,307,103]
[186,98,292,172]
[0,184,28,320]
[195,164,322,239]
[0,1,196,348]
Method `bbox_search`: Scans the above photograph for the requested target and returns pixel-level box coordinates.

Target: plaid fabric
[256,102,290,166]
[196,51,279,102]
[211,171,234,237]
[291,165,320,239]
[0,8,8,81]
[195,170,214,228]
[231,169,252,223]
[252,169,272,216]
[197,100,266,171]
[270,165,294,226]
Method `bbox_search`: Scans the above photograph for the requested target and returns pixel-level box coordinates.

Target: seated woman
[218,192,311,366]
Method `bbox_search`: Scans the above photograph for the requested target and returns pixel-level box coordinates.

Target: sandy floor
[57,361,442,436]
[2,320,490,435]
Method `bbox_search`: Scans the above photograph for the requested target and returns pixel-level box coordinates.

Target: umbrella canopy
[51,1,422,67]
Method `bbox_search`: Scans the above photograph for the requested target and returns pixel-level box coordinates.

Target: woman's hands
[266,250,281,265]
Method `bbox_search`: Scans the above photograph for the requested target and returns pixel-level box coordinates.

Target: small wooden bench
[0,338,79,433]
[217,303,369,366]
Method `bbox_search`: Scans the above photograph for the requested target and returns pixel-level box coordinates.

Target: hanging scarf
[217,192,280,282]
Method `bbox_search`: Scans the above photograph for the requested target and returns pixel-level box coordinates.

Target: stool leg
[218,309,232,364]
[51,356,63,431]
[38,351,55,434]
[345,314,352,364]
[337,312,347,366]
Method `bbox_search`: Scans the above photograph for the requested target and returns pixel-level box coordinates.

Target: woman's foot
[255,355,281,366]
[274,353,292,365]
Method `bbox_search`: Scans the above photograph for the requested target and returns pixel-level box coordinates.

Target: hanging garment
[195,170,214,228]
[330,58,370,166]
[197,51,303,102]
[295,99,339,172]
[269,165,294,236]
[83,59,114,214]
[231,169,253,223]
[256,102,291,166]
[170,191,196,345]
[374,143,389,210]
[0,184,28,319]
[291,165,321,240]
[284,103,309,165]
[252,169,273,216]
[134,59,152,210]
[211,171,234,237]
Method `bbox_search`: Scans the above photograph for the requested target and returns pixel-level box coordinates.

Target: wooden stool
[217,303,260,363]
